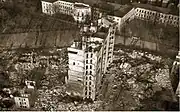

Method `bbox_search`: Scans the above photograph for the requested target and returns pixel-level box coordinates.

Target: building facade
[53,0,74,15]
[82,35,104,100]
[41,0,91,23]
[73,3,91,23]
[106,4,179,30]
[67,42,85,96]
[41,0,55,15]
[14,96,30,109]
[67,19,116,100]
[134,7,179,27]
[101,23,116,74]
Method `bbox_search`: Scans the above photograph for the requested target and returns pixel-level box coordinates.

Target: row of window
[136,8,179,21]
[86,65,93,69]
[86,59,92,64]
[85,91,91,97]
[57,2,73,6]
[85,86,92,91]
[19,102,26,105]
[136,15,178,25]
[59,5,73,10]
[86,70,92,75]
[86,53,93,58]
[85,76,93,80]
[20,105,27,108]
[85,81,92,85]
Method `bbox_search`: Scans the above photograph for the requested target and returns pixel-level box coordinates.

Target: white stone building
[134,5,179,27]
[14,96,30,109]
[67,42,85,96]
[82,35,104,100]
[67,19,117,100]
[41,0,91,23]
[53,0,74,15]
[73,3,91,23]
[41,0,56,15]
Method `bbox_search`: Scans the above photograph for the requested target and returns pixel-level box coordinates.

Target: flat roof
[74,3,89,8]
[41,0,57,3]
[99,2,133,17]
[110,5,133,17]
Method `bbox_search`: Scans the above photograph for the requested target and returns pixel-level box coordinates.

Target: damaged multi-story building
[66,18,116,100]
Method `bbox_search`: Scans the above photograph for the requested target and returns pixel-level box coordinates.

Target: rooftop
[41,0,57,3]
[74,3,90,8]
[109,4,133,17]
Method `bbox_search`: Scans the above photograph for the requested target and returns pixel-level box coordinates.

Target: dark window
[86,76,88,80]
[86,71,88,75]
[85,91,87,95]
[89,92,91,96]
[73,62,75,65]
[90,65,92,69]
[86,60,88,64]
[89,87,91,90]
[86,54,88,58]
[89,76,91,80]
[90,60,92,64]
[86,66,88,69]
[89,81,91,85]
[91,54,93,58]
[90,71,92,75]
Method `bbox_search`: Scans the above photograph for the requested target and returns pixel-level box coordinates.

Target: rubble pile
[34,85,101,111]
[100,48,175,110]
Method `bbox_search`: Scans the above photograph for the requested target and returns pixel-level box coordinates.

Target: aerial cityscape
[0,0,179,111]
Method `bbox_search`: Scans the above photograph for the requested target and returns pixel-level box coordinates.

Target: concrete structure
[67,18,116,100]
[41,0,91,23]
[82,35,104,100]
[73,3,91,23]
[53,0,74,15]
[67,42,85,96]
[14,96,30,109]
[41,0,56,15]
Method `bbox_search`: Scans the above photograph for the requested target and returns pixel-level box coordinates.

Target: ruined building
[66,18,116,100]
[170,51,180,98]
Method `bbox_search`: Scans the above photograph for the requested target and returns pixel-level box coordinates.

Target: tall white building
[66,42,85,96]
[67,19,117,100]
